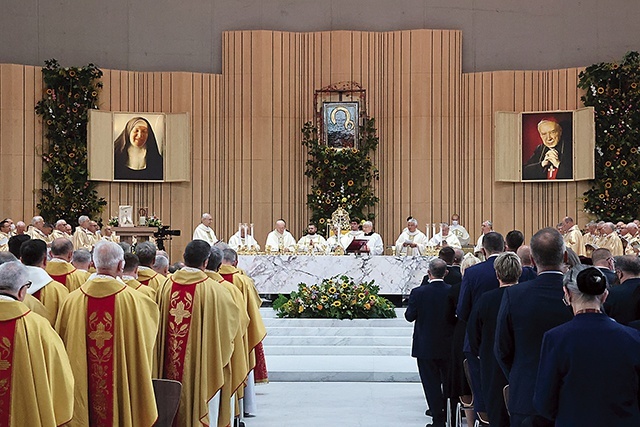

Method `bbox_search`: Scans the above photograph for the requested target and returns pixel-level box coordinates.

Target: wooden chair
[152,379,182,427]
[462,359,489,427]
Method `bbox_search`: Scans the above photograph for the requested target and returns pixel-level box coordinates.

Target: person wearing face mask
[449,214,470,246]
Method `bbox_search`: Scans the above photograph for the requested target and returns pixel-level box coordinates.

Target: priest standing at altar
[429,223,462,249]
[395,218,429,256]
[265,219,296,252]
[55,240,159,426]
[361,221,384,255]
[297,223,327,253]
[193,213,218,245]
[229,226,261,251]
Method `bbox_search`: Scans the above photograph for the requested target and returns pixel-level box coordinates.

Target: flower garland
[273,275,396,319]
[578,52,640,221]
[302,118,379,229]
[35,59,106,226]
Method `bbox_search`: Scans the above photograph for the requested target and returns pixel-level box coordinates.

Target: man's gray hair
[0,252,18,265]
[428,258,447,279]
[202,213,211,220]
[93,241,124,269]
[494,252,522,284]
[407,218,418,226]
[31,216,43,225]
[51,238,74,256]
[72,249,92,264]
[55,219,67,227]
[78,215,90,225]
[0,261,28,294]
[222,248,238,264]
[208,246,224,271]
[362,221,373,228]
[153,254,169,270]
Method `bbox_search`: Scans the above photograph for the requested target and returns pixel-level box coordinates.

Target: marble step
[266,326,413,337]
[266,355,420,382]
[266,345,411,356]
[264,335,412,347]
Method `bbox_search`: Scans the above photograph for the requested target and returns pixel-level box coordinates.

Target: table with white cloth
[237,254,434,295]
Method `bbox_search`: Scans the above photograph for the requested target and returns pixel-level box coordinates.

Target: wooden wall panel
[0,29,593,261]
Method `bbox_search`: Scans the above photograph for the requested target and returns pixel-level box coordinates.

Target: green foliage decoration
[274,275,397,319]
[35,59,106,226]
[302,118,380,229]
[578,52,640,221]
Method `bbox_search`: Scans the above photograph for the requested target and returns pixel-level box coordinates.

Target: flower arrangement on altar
[145,215,162,227]
[108,216,119,227]
[273,275,396,319]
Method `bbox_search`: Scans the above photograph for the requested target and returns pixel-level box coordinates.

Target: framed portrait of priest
[494,108,595,182]
[323,102,359,149]
[87,110,191,182]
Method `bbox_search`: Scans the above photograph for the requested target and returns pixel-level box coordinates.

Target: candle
[250,224,254,246]
[239,223,242,239]
[425,225,430,241]
[432,223,436,239]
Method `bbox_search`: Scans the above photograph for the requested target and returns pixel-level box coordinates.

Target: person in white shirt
[449,214,470,246]
[474,220,493,255]
[193,213,218,246]
[297,223,327,253]
[395,217,429,256]
[228,226,261,251]
[428,223,462,249]
[265,219,297,252]
[341,219,365,249]
[361,221,384,255]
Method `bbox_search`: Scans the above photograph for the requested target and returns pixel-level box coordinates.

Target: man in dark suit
[495,228,574,427]
[440,246,461,286]
[405,258,455,427]
[592,247,618,287]
[468,252,522,427]
[604,255,640,325]
[457,231,504,418]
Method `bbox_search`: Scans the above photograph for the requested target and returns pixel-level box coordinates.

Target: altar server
[361,221,384,255]
[298,223,327,253]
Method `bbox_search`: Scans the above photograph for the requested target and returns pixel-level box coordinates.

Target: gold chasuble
[23,293,55,325]
[217,265,268,383]
[0,299,74,426]
[156,269,240,427]
[45,260,87,292]
[31,280,69,326]
[56,277,159,426]
[123,276,157,300]
[205,270,251,416]
[137,266,167,293]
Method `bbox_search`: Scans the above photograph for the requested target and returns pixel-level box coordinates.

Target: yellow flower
[358,293,365,300]
[333,301,341,307]
[621,160,628,166]
[632,83,638,89]
[609,144,616,151]
[623,180,629,185]
[321,295,328,302]
[599,194,605,199]
[298,306,304,313]
[605,182,612,189]
[597,87,605,94]
[347,180,354,186]
[319,218,325,224]
[605,161,612,167]
[329,181,336,187]
[328,287,337,294]
[341,197,347,203]
[369,295,376,301]
[632,147,638,154]
[324,159,330,164]
[316,190,322,195]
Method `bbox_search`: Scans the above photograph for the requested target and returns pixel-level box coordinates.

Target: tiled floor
[243,381,451,427]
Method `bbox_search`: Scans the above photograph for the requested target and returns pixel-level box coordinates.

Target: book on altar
[346,238,369,254]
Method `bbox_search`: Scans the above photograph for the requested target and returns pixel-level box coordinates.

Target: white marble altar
[237,255,433,295]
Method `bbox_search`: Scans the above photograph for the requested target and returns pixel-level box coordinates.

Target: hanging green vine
[302,118,380,230]
[35,59,106,226]
[578,52,640,221]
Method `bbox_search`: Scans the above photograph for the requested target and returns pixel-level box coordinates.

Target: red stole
[139,272,157,286]
[220,272,236,283]
[162,279,203,383]
[0,316,21,424]
[49,267,76,286]
[86,294,116,426]
[32,289,42,301]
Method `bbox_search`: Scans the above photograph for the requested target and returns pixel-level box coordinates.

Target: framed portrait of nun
[323,102,359,149]
[87,110,190,182]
